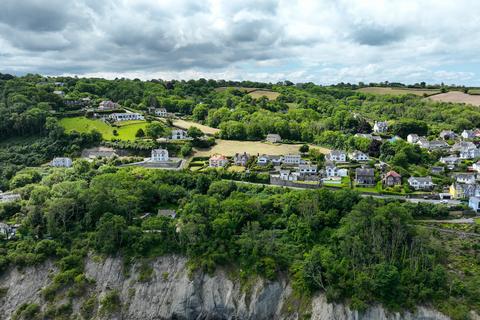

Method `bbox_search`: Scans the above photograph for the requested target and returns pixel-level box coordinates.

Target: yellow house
[449,184,460,199]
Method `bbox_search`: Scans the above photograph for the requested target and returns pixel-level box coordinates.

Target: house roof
[385,170,401,178]
[329,150,346,156]
[210,154,227,161]
[409,176,433,183]
[355,168,374,176]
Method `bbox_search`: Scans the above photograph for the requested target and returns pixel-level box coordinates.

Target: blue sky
[1,0,480,85]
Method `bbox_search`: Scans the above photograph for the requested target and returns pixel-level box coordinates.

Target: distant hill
[356,87,441,96]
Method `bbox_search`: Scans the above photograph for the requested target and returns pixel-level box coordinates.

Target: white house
[453,173,477,184]
[324,162,348,178]
[155,108,168,117]
[283,154,302,165]
[234,152,250,166]
[326,150,347,162]
[257,155,283,166]
[279,170,299,181]
[416,138,430,149]
[373,121,388,133]
[469,196,480,212]
[109,113,144,122]
[209,154,228,167]
[408,176,435,190]
[171,129,188,140]
[298,164,317,175]
[151,149,169,162]
[51,157,72,168]
[459,147,480,159]
[53,90,65,96]
[266,134,282,143]
[348,150,369,162]
[462,130,475,140]
[407,134,420,144]
[472,161,480,173]
[440,155,460,166]
[451,141,477,152]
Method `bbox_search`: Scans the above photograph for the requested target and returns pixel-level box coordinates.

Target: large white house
[349,150,369,162]
[408,176,434,190]
[407,134,420,144]
[257,155,283,166]
[283,154,302,165]
[373,121,388,133]
[298,164,317,175]
[51,157,72,168]
[155,108,168,117]
[0,192,21,203]
[325,162,348,178]
[326,150,347,162]
[109,113,144,122]
[151,149,169,162]
[171,129,188,140]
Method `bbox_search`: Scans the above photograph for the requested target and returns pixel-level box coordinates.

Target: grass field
[357,87,440,96]
[427,91,480,106]
[215,87,280,101]
[171,119,220,135]
[194,139,330,157]
[468,89,480,95]
[59,117,151,141]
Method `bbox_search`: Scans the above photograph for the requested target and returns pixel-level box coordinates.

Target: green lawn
[59,117,152,141]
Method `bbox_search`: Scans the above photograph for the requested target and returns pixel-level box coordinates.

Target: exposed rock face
[0,255,450,320]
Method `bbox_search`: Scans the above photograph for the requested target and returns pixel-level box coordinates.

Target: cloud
[0,0,479,85]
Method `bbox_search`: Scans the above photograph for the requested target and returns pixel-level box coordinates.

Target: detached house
[155,108,168,117]
[373,121,388,133]
[298,164,317,175]
[440,130,457,140]
[257,155,283,166]
[51,157,72,168]
[0,192,21,203]
[109,113,144,122]
[171,129,188,140]
[462,130,475,140]
[459,147,480,159]
[440,155,460,168]
[407,134,420,144]
[349,150,369,162]
[326,150,347,162]
[151,149,169,162]
[234,152,251,166]
[451,141,477,152]
[98,100,120,110]
[266,134,282,143]
[355,167,375,186]
[382,171,402,187]
[453,173,477,184]
[324,162,348,178]
[408,176,434,190]
[209,154,228,168]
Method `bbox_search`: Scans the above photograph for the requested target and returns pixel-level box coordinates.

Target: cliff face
[0,255,450,320]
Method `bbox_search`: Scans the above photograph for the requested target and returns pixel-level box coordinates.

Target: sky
[1,0,480,85]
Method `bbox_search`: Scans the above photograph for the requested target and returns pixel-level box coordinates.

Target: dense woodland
[2,73,480,318]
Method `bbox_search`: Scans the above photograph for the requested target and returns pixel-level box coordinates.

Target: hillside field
[427,91,480,106]
[215,87,280,100]
[171,119,220,135]
[357,87,441,96]
[194,139,329,157]
[59,117,150,141]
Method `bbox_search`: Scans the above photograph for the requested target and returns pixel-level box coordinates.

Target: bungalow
[326,150,347,162]
[450,183,480,199]
[234,152,251,166]
[355,167,375,186]
[373,121,388,133]
[430,166,445,175]
[408,176,434,190]
[349,150,369,162]
[462,130,475,140]
[298,164,317,175]
[257,155,283,166]
[51,157,72,168]
[439,155,460,167]
[151,149,169,162]
[171,129,188,140]
[209,154,228,167]
[382,171,402,187]
[266,133,282,143]
[324,162,348,178]
[427,140,449,150]
[283,154,302,165]
[440,130,457,140]
[407,134,420,144]
[469,196,480,212]
[459,147,480,159]
[109,113,144,122]
[0,192,21,203]
[279,170,299,181]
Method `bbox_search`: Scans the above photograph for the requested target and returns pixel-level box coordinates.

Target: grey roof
[409,176,433,183]
[329,150,346,156]
[355,168,374,176]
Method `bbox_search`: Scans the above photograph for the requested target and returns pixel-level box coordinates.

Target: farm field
[215,87,280,100]
[193,139,330,157]
[428,91,480,106]
[357,87,440,96]
[171,119,220,135]
[59,117,150,141]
